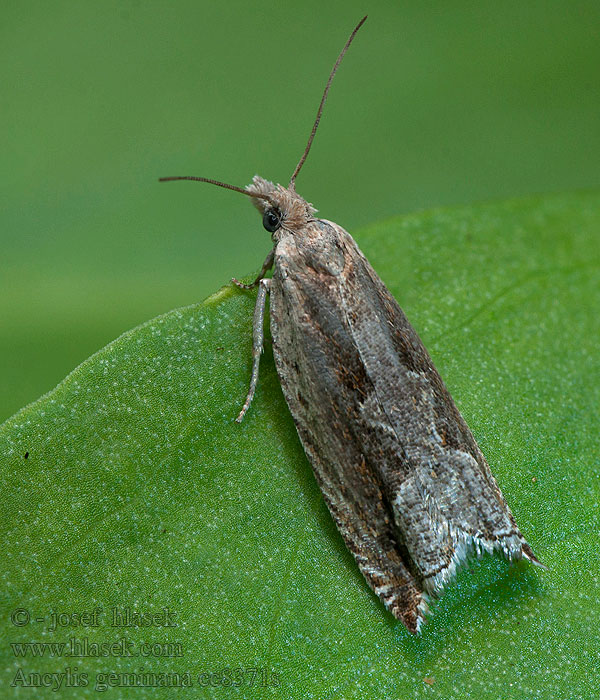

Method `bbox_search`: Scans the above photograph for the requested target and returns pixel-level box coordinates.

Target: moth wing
[335,225,540,595]
[269,218,539,632]
[293,423,428,632]
[269,231,427,633]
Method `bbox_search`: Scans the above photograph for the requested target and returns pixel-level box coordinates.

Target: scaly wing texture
[331,222,540,592]
[270,222,425,632]
[269,219,537,632]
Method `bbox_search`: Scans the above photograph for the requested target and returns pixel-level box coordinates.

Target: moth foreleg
[235,277,270,422]
[232,249,274,289]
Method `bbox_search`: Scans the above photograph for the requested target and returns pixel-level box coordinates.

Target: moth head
[245,175,317,238]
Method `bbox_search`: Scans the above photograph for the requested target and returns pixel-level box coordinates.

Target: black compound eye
[262,209,281,233]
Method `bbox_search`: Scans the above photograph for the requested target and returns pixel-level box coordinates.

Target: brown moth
[161,16,543,634]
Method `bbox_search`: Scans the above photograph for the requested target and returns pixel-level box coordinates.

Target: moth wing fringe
[425,525,539,597]
[414,594,432,635]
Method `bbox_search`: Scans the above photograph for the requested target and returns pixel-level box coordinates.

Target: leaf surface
[1,192,599,698]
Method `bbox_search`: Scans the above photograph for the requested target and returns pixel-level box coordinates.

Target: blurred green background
[2,0,599,422]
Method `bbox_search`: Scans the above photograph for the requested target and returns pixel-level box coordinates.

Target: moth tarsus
[160,14,543,635]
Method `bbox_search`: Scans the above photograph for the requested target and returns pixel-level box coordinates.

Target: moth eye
[262,209,281,233]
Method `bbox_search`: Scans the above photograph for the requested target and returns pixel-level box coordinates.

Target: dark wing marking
[269,219,538,632]
[331,222,540,593]
[270,225,426,632]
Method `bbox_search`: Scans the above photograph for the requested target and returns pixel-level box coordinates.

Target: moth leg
[232,248,274,289]
[236,277,271,422]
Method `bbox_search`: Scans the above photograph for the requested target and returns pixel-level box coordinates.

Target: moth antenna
[289,15,367,187]
[159,175,271,201]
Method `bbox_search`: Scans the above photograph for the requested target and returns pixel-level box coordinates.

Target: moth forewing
[260,207,540,633]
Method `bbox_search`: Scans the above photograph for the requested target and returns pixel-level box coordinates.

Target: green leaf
[1,191,598,698]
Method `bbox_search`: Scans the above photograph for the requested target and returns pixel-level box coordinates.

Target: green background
[2,0,600,421]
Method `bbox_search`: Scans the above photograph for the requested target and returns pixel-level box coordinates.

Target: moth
[161,16,542,634]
